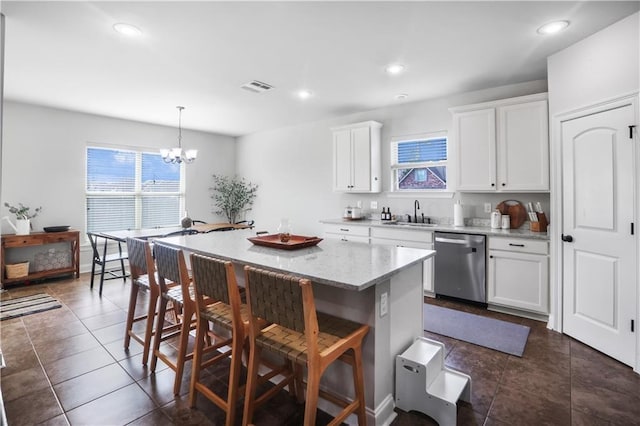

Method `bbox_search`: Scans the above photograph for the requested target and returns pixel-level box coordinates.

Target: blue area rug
[423,304,530,357]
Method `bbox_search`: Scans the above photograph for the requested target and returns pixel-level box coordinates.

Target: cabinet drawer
[323,224,370,237]
[370,238,432,250]
[488,237,548,255]
[325,233,369,244]
[370,226,433,243]
[2,236,45,248]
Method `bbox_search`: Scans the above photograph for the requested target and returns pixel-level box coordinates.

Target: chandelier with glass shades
[160,106,197,164]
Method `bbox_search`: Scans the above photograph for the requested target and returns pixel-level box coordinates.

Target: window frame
[85,144,186,232]
[389,131,453,197]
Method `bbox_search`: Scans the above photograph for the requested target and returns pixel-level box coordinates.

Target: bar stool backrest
[153,243,191,304]
[244,267,307,334]
[126,237,152,278]
[191,253,231,305]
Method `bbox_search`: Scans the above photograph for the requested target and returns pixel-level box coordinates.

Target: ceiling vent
[240,80,274,93]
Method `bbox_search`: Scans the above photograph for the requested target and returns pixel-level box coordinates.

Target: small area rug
[423,304,530,357]
[0,293,62,321]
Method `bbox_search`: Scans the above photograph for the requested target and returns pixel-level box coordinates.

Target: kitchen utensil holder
[530,212,548,232]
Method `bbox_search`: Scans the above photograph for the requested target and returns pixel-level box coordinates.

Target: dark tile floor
[1,275,639,425]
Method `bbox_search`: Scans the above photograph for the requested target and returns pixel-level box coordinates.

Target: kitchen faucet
[414,200,420,224]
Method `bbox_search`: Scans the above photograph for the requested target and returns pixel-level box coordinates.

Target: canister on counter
[501,215,510,229]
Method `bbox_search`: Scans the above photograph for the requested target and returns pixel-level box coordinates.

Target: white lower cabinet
[370,227,434,295]
[487,237,549,315]
[323,224,370,243]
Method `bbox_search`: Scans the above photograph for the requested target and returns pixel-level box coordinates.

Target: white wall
[548,12,639,117]
[1,101,236,267]
[237,80,550,236]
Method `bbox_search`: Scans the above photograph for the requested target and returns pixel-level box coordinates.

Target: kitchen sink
[382,222,438,228]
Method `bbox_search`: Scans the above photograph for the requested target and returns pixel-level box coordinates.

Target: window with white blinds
[390,133,448,191]
[86,147,184,232]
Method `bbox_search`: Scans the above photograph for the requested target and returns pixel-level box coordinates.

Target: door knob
[561,234,574,242]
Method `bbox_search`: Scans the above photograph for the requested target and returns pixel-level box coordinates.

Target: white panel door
[454,108,496,191]
[498,100,549,191]
[562,103,636,366]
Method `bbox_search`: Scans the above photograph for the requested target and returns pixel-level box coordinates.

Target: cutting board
[496,200,527,229]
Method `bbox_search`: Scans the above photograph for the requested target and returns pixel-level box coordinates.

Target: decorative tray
[43,226,71,233]
[248,234,323,250]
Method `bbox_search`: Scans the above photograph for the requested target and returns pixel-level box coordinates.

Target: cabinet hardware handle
[489,255,494,258]
[491,183,495,187]
[508,243,525,247]
[501,183,506,187]
[339,228,349,232]
[561,234,574,242]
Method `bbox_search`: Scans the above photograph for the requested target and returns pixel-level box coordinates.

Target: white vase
[16,219,30,235]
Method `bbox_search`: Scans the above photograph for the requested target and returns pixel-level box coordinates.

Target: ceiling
[2,1,639,137]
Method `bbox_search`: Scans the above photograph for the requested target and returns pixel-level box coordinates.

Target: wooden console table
[1,230,80,286]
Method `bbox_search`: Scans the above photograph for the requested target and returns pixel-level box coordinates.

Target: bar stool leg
[141,286,159,365]
[150,296,168,372]
[124,281,138,350]
[173,305,193,395]
[303,365,321,426]
[242,343,262,426]
[352,348,367,424]
[189,315,207,408]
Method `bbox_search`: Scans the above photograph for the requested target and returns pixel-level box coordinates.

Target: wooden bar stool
[124,237,158,365]
[150,242,204,395]
[242,265,370,426]
[188,253,248,426]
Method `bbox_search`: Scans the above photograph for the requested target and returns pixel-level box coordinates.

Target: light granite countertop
[321,218,550,241]
[154,229,435,291]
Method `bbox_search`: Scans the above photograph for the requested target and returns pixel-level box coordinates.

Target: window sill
[386,191,455,199]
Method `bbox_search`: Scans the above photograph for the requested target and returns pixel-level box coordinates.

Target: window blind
[86,147,184,232]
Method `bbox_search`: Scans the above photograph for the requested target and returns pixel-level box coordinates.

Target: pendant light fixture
[160,106,197,164]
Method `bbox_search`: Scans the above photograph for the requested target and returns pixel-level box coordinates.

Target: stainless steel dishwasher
[434,232,486,303]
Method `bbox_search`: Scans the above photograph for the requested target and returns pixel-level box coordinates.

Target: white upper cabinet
[332,121,382,193]
[451,93,549,192]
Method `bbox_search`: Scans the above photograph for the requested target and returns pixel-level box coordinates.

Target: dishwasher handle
[435,237,469,245]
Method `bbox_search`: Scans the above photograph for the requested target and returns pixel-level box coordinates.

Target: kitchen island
[155,229,435,425]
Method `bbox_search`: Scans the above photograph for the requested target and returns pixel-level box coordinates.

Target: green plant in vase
[210,175,258,224]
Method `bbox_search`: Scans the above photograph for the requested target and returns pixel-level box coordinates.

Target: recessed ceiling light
[537,20,569,35]
[113,23,142,37]
[385,63,405,75]
[297,90,313,99]
[395,93,409,100]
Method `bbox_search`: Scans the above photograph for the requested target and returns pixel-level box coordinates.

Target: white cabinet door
[487,249,549,314]
[331,121,381,193]
[497,100,549,191]
[333,129,353,191]
[452,93,549,192]
[351,126,372,191]
[454,108,496,191]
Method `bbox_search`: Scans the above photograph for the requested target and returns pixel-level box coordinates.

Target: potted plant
[3,202,42,235]
[210,175,258,224]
